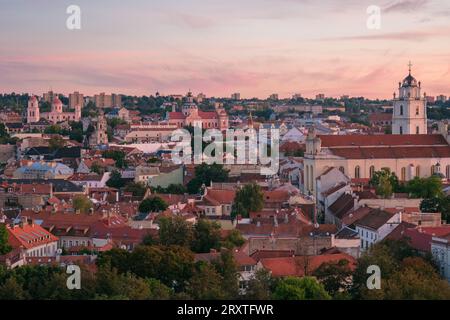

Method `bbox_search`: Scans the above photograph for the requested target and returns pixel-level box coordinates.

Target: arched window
[431,165,435,175]
[339,166,345,174]
[446,165,450,179]
[401,167,406,181]
[399,126,403,135]
[416,107,419,115]
[416,126,420,134]
[416,166,420,178]
[400,105,404,115]
[369,166,375,178]
[355,166,361,179]
[309,165,314,191]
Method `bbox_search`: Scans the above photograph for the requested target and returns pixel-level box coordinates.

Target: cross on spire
[408,61,413,75]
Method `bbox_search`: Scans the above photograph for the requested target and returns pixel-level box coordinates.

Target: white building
[392,63,427,135]
[355,210,401,251]
[6,218,58,258]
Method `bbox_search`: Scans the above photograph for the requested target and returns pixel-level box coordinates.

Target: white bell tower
[392,62,427,135]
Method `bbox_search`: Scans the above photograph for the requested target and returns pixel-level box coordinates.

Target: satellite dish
[120,245,127,250]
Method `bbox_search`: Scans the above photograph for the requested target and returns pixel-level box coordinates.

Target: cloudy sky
[1,0,450,98]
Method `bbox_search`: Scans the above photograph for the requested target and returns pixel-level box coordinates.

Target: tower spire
[408,61,413,75]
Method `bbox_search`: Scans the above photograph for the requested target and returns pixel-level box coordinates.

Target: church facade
[303,66,450,196]
[167,92,229,130]
[27,96,81,124]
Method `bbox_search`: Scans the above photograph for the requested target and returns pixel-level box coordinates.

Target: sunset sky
[1,0,450,99]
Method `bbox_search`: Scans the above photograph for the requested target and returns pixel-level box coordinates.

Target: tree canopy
[232,183,264,218]
[187,163,229,194]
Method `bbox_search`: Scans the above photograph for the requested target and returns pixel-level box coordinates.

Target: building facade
[392,64,427,135]
[27,96,81,124]
[167,92,229,130]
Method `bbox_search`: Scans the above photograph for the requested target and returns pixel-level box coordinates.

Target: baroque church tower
[392,62,427,135]
[90,111,108,146]
[27,96,40,123]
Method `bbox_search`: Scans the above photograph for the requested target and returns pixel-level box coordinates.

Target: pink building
[167,92,229,130]
[27,96,81,124]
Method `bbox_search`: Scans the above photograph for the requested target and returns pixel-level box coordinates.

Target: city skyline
[1,0,450,98]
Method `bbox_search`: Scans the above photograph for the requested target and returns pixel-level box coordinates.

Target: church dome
[401,62,418,87]
[53,96,62,104]
[402,73,418,87]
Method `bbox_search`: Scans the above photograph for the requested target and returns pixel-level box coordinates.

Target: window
[416,166,420,177]
[355,166,361,179]
[399,126,403,135]
[416,126,420,134]
[369,166,375,178]
[416,107,419,115]
[400,105,404,115]
[446,165,450,179]
[401,167,406,181]
[339,166,345,174]
[431,165,436,175]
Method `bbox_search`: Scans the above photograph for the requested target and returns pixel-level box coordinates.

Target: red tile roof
[204,189,236,205]
[319,134,448,147]
[7,222,58,250]
[260,253,356,277]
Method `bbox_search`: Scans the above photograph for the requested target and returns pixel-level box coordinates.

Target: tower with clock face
[392,62,428,135]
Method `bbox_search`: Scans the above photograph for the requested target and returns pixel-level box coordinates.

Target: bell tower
[27,96,40,123]
[392,62,427,135]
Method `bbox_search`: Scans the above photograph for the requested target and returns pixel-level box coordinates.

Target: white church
[303,64,450,195]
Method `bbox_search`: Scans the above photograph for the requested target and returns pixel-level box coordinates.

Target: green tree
[376,172,393,198]
[0,277,26,299]
[0,224,12,255]
[124,182,147,198]
[351,239,427,299]
[362,257,450,300]
[139,197,168,214]
[130,245,195,291]
[272,276,331,300]
[187,163,229,194]
[245,268,274,300]
[406,176,443,198]
[158,216,193,247]
[232,183,264,218]
[102,150,127,169]
[106,170,126,189]
[152,184,187,194]
[370,169,399,198]
[96,248,131,274]
[72,195,93,214]
[91,162,104,174]
[146,278,172,300]
[221,229,245,249]
[191,219,222,253]
[211,250,239,299]
[313,259,353,298]
[186,262,225,299]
